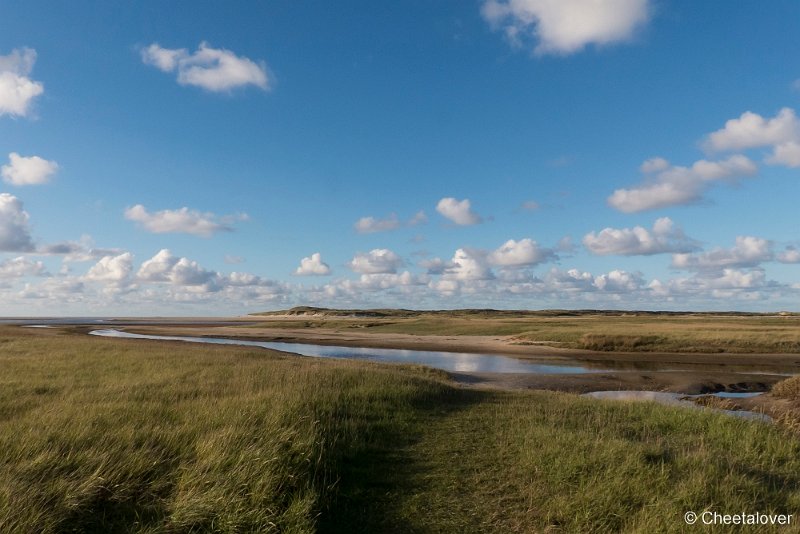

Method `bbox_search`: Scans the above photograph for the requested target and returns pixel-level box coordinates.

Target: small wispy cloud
[124,204,246,237]
[354,210,428,234]
[141,42,270,93]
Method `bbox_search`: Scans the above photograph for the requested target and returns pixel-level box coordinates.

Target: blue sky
[1,0,799,315]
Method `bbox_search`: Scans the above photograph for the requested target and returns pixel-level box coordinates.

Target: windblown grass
[1,327,799,532]
[772,376,800,400]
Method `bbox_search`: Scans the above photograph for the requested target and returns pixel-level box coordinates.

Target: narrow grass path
[322,390,800,533]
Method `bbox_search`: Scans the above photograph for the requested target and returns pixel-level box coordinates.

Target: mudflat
[104,310,800,397]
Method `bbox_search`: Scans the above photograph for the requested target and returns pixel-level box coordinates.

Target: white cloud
[704,108,800,168]
[777,246,800,264]
[488,238,555,266]
[354,213,400,234]
[767,141,800,167]
[481,0,651,55]
[704,108,800,152]
[124,204,241,237]
[20,278,85,301]
[521,200,540,211]
[348,249,403,274]
[650,268,773,301]
[436,197,482,226]
[136,249,179,282]
[354,211,428,234]
[593,270,645,292]
[0,193,34,251]
[672,236,773,271]
[0,48,44,117]
[0,256,45,278]
[133,249,282,299]
[295,252,331,276]
[2,152,58,185]
[136,249,222,291]
[583,217,698,256]
[607,155,757,213]
[142,42,269,92]
[323,271,428,298]
[444,248,493,280]
[85,253,133,284]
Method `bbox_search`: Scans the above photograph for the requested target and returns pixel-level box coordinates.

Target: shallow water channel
[88,329,610,374]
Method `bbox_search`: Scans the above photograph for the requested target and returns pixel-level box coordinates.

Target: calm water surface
[89,329,610,375]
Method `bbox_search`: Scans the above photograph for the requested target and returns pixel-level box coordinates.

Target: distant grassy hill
[249,307,800,353]
[252,306,795,319]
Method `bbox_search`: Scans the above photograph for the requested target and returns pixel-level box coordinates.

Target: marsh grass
[773,376,800,400]
[251,312,800,353]
[2,327,799,533]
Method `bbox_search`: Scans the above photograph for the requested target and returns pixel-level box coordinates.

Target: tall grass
[0,329,451,532]
[1,327,799,532]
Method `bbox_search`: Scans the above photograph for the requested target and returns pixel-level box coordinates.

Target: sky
[1,0,800,315]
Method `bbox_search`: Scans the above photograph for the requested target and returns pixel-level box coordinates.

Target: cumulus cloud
[348,249,403,274]
[704,108,799,150]
[20,278,85,301]
[444,248,494,280]
[607,155,757,213]
[650,268,775,301]
[704,108,800,168]
[0,193,34,251]
[85,253,134,284]
[136,249,230,292]
[0,256,45,278]
[671,236,773,271]
[124,204,243,237]
[322,271,429,299]
[2,152,58,185]
[436,197,482,226]
[592,269,645,292]
[488,238,556,266]
[481,0,651,55]
[141,42,269,92]
[777,246,800,264]
[295,252,331,276]
[583,217,698,256]
[0,48,44,117]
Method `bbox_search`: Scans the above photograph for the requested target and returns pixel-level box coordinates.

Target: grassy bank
[1,327,799,532]
[251,308,800,353]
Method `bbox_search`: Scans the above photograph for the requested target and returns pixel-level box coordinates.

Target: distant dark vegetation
[253,306,797,319]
